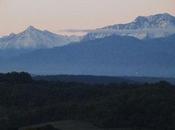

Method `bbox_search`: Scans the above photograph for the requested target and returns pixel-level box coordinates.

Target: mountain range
[83,13,175,40]
[0,13,175,77]
[0,13,175,50]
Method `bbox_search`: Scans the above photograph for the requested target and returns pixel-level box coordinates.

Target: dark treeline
[0,72,175,130]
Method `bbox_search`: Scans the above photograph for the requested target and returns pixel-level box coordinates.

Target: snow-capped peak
[0,26,80,49]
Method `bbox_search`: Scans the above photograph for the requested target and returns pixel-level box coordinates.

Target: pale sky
[0,0,175,36]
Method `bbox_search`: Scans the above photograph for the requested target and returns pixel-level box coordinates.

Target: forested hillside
[0,72,175,130]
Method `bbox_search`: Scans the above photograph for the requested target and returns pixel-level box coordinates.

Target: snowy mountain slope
[83,13,175,40]
[0,26,80,49]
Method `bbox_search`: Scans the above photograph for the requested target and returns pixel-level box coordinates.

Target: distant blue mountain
[1,34,175,77]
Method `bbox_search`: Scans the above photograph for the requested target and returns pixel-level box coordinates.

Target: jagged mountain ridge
[104,13,175,29]
[83,13,175,40]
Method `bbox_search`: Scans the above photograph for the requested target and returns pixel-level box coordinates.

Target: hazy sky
[0,0,175,35]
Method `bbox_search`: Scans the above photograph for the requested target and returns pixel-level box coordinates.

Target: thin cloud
[60,29,95,33]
